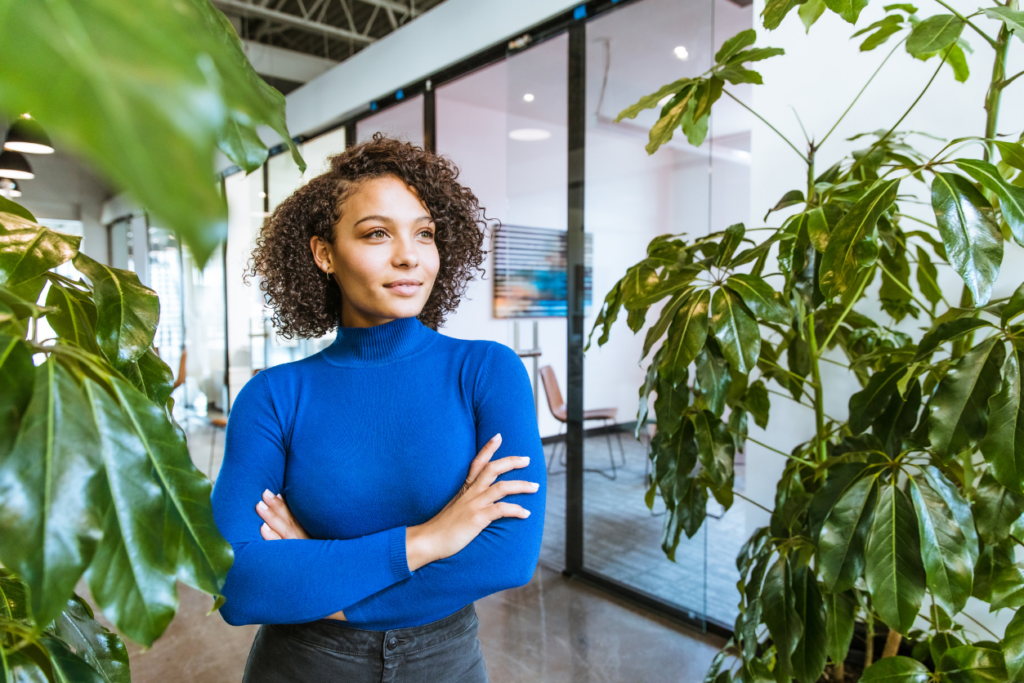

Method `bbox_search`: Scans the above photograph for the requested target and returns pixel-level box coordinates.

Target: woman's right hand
[407,433,539,570]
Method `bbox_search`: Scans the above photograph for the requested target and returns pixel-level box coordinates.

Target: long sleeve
[339,343,547,629]
[210,372,412,626]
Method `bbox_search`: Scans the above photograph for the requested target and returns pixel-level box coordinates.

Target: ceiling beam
[360,0,417,17]
[212,0,377,44]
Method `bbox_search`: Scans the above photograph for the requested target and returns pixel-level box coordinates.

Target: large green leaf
[808,462,871,542]
[1005,607,1024,682]
[641,289,690,361]
[982,349,1024,495]
[823,0,870,24]
[725,274,790,324]
[0,0,304,268]
[849,363,907,434]
[873,378,922,457]
[981,7,1024,42]
[0,357,104,627]
[692,410,734,490]
[908,474,973,615]
[906,14,964,56]
[865,480,926,634]
[653,374,689,438]
[762,555,802,677]
[45,282,102,356]
[81,378,178,647]
[0,213,80,287]
[790,563,827,683]
[824,590,855,665]
[915,318,996,360]
[820,474,877,593]
[931,172,1003,306]
[615,78,695,122]
[716,223,746,266]
[921,466,978,567]
[50,593,131,683]
[40,634,106,683]
[820,178,900,300]
[660,289,710,386]
[715,28,757,64]
[73,252,160,369]
[696,342,732,417]
[0,334,34,462]
[916,245,943,308]
[859,657,931,683]
[973,471,1024,545]
[585,281,623,351]
[940,646,1007,682]
[105,376,233,608]
[927,338,1005,460]
[956,158,1024,247]
[710,287,760,376]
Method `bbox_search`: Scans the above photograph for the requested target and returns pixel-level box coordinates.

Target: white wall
[747,0,1024,633]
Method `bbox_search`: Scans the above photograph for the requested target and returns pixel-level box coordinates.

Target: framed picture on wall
[493,224,592,318]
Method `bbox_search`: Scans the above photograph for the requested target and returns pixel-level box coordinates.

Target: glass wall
[356,95,424,147]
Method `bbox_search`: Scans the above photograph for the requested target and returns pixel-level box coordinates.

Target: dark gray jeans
[242,603,490,683]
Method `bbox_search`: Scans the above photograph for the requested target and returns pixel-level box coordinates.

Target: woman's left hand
[256,489,310,540]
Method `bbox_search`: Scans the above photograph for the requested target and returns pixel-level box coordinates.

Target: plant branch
[845,50,950,180]
[807,310,827,463]
[819,37,907,149]
[1003,70,1024,88]
[931,0,998,48]
[876,259,937,318]
[760,358,820,388]
[960,610,1001,640]
[723,89,809,163]
[818,265,875,352]
[728,427,816,466]
[733,490,773,514]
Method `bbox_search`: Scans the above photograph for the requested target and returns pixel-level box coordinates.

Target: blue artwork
[493,225,592,318]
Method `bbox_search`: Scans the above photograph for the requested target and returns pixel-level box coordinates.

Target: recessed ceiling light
[508,128,551,141]
[523,93,535,102]
[674,45,689,60]
[259,191,267,198]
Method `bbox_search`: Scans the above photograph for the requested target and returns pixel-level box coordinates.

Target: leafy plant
[590,1,1024,680]
[0,0,303,679]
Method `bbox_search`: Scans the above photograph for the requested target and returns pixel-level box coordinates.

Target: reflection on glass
[302,127,347,180]
[356,95,424,147]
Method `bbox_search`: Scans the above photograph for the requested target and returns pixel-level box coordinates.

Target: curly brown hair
[245,133,495,338]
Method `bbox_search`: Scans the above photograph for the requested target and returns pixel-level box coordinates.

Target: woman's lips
[385,283,421,296]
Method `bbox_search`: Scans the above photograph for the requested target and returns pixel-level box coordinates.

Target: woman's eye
[368,228,387,238]
[420,230,435,239]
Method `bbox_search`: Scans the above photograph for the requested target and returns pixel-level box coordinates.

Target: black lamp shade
[5,117,54,154]
[0,150,34,179]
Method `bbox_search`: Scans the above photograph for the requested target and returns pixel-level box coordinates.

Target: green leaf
[865,479,926,634]
[996,141,1024,172]
[915,317,995,360]
[0,357,104,627]
[131,347,176,407]
[799,0,827,31]
[931,172,1003,306]
[981,7,1024,42]
[693,410,734,490]
[1005,608,1024,682]
[991,562,1024,609]
[956,158,1024,247]
[727,47,786,65]
[915,246,943,308]
[717,223,746,266]
[659,289,710,386]
[81,378,179,646]
[718,65,763,85]
[764,190,806,221]
[711,288,760,376]
[906,14,964,56]
[0,334,35,462]
[762,0,802,29]
[45,282,102,356]
[824,590,856,665]
[820,178,900,300]
[860,657,931,683]
[40,634,106,683]
[615,78,695,122]
[696,341,732,417]
[873,379,922,457]
[1002,282,1024,327]
[0,196,37,222]
[820,474,878,593]
[908,474,974,615]
[0,0,305,268]
[927,338,1005,460]
[940,645,1007,682]
[585,280,624,351]
[941,42,970,83]
[823,0,870,24]
[922,465,979,568]
[725,274,790,325]
[982,349,1024,495]
[849,363,907,434]
[974,471,1024,545]
[654,374,690,438]
[790,562,827,683]
[745,380,771,429]
[862,22,906,51]
[715,29,757,63]
[0,213,80,287]
[762,555,802,677]
[645,88,695,154]
[73,252,160,368]
[50,593,131,683]
[809,463,870,543]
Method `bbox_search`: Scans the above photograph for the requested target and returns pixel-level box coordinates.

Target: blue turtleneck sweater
[210,315,546,629]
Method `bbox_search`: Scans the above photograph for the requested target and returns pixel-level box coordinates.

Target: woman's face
[311,174,439,328]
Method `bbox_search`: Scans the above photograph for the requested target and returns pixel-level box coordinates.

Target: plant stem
[845,50,950,180]
[882,629,902,658]
[960,609,1002,639]
[1003,70,1024,88]
[876,259,937,317]
[865,612,875,668]
[728,428,816,466]
[765,387,842,423]
[983,6,1013,161]
[760,358,820,388]
[733,490,773,514]
[931,0,998,48]
[723,89,809,163]
[807,310,827,463]
[818,264,875,352]
[818,37,907,149]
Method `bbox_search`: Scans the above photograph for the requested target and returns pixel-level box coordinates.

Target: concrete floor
[135,416,729,682]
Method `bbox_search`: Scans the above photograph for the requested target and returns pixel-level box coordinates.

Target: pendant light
[0,149,34,179]
[4,115,54,154]
[0,178,20,198]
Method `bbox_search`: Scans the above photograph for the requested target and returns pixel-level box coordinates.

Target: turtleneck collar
[321,315,436,367]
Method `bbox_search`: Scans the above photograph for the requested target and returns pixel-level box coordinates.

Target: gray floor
[151,415,735,682]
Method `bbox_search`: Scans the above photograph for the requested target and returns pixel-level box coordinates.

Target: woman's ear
[310,235,333,274]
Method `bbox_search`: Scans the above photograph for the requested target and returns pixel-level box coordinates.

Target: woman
[210,133,547,682]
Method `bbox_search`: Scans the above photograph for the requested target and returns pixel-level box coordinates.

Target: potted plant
[587,0,1024,680]
[0,0,304,679]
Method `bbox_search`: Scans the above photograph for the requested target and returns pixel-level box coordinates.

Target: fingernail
[263,488,271,497]
[522,456,530,464]
[261,523,269,530]
[531,482,540,490]
[257,501,268,511]
[524,510,531,517]
[276,493,283,499]
[494,433,502,442]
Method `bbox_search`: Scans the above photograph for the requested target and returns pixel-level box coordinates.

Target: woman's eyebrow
[352,214,433,226]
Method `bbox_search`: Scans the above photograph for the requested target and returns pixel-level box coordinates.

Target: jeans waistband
[268,603,477,658]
